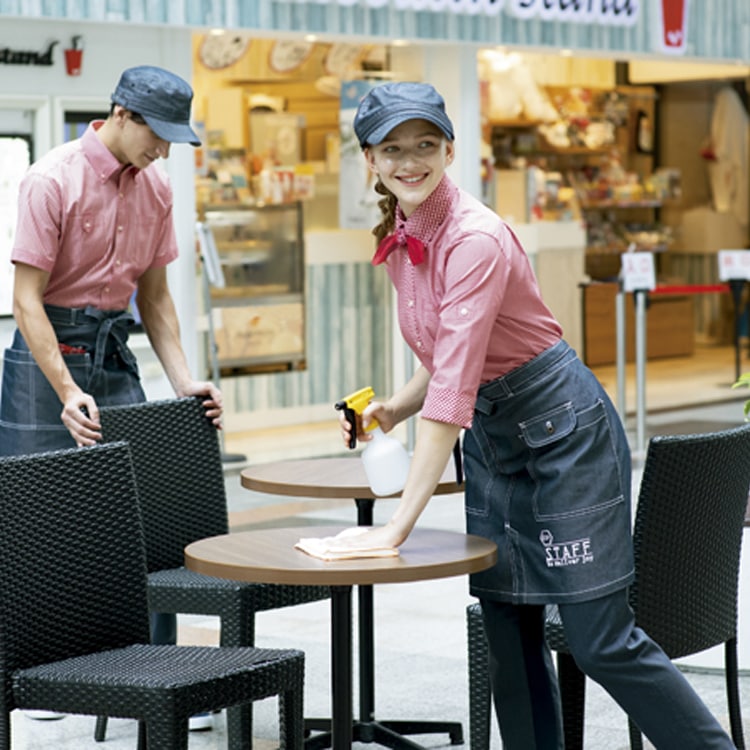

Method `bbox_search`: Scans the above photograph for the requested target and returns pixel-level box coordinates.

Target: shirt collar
[82,121,138,184]
[396,174,458,249]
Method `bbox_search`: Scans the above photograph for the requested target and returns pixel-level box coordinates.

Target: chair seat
[543,604,568,652]
[14,644,304,718]
[148,566,329,615]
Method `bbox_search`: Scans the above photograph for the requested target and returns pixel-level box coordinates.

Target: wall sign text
[286,0,641,24]
[0,41,58,66]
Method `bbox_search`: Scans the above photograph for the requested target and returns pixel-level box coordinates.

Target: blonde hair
[373,178,398,244]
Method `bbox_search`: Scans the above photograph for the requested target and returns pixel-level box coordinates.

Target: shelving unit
[199,201,306,375]
[488,84,669,281]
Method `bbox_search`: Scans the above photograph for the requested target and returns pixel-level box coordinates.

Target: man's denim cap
[353,82,455,148]
[112,65,201,146]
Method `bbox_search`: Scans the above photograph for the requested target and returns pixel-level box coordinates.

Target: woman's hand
[329,522,407,550]
[338,399,397,448]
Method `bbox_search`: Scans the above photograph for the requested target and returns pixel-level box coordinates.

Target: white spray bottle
[335,386,411,496]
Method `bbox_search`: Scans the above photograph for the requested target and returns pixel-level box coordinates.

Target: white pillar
[163,146,199,378]
[422,44,482,200]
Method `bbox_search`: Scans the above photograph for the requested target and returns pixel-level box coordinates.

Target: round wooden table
[240,456,463,525]
[240,456,464,747]
[186,525,496,750]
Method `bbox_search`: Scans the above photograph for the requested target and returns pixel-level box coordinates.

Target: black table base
[302,500,467,750]
[304,718,463,750]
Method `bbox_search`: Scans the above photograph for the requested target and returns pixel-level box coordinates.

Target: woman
[337,81,733,749]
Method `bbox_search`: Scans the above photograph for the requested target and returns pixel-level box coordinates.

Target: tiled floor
[10,342,750,748]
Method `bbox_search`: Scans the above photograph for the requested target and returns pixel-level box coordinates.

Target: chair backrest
[0,443,150,679]
[630,423,750,659]
[99,397,229,573]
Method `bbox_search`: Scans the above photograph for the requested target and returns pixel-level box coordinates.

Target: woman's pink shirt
[382,175,562,429]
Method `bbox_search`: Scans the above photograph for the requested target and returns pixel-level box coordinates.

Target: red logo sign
[657,0,690,55]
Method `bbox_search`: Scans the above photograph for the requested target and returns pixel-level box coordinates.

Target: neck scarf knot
[371,228,425,266]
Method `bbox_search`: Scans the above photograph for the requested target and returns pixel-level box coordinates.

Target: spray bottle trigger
[334,400,358,450]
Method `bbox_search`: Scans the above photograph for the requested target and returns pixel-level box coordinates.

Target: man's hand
[177,380,223,428]
[60,391,101,447]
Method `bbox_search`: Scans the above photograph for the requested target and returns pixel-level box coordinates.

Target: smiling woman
[331,80,741,750]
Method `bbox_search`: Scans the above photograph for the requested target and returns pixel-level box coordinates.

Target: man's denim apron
[464,339,635,605]
[0,304,145,456]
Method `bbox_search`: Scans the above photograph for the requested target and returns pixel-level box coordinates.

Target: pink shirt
[382,175,562,429]
[12,121,178,310]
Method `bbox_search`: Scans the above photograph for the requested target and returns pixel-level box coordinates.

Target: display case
[200,202,305,374]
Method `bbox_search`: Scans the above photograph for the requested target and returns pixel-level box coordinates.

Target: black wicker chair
[467,424,750,750]
[93,397,328,747]
[0,442,304,750]
[466,602,585,750]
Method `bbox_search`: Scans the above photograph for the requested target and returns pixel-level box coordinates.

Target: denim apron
[464,339,635,605]
[0,304,145,456]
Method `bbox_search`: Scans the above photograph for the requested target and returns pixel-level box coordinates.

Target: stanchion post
[615,286,626,422]
[728,278,746,383]
[634,289,648,458]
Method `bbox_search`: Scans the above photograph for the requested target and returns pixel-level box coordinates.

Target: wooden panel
[583,282,694,367]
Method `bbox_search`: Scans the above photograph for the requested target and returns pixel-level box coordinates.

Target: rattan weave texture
[466,424,750,750]
[0,442,304,750]
[95,397,325,746]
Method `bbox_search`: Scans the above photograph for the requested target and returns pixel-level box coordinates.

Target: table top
[240,456,463,499]
[185,525,497,587]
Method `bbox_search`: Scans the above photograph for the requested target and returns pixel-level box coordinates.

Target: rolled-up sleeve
[421,232,508,428]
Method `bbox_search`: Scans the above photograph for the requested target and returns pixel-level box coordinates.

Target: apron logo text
[540,530,594,568]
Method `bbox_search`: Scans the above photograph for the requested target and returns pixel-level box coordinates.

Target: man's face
[112,106,171,168]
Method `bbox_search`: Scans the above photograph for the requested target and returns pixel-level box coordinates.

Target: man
[1,64,221,452]
[0,65,220,731]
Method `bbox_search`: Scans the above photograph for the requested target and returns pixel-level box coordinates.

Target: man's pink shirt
[382,176,562,429]
[12,121,178,310]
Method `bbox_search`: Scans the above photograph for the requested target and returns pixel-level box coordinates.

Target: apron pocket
[0,347,90,426]
[520,399,627,521]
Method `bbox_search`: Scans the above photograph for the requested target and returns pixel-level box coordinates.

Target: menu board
[0,136,30,316]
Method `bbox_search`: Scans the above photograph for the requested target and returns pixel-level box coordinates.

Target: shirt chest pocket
[75,213,105,239]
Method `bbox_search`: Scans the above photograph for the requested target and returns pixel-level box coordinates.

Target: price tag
[620,252,656,292]
[718,249,750,281]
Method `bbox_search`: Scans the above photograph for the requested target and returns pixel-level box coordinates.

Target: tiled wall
[1,1,749,61]
[222,260,393,416]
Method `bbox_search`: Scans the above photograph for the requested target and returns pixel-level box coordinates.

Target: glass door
[0,129,32,317]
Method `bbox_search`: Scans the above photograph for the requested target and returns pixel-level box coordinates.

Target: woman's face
[364,119,454,217]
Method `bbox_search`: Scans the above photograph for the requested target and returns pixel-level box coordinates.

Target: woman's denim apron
[464,339,635,605]
[0,304,145,456]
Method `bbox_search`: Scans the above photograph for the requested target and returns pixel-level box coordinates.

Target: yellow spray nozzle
[334,386,379,449]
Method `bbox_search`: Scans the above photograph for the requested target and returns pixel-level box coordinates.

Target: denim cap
[353,82,455,148]
[112,65,201,146]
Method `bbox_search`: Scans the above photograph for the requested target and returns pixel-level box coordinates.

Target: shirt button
[416,341,424,350]
[408,300,414,308]
[104,286,110,293]
[119,192,124,199]
[460,307,469,316]
[117,225,123,232]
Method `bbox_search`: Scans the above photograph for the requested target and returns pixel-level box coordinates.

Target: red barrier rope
[651,284,729,295]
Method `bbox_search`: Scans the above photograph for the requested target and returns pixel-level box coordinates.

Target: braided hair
[372,178,398,244]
